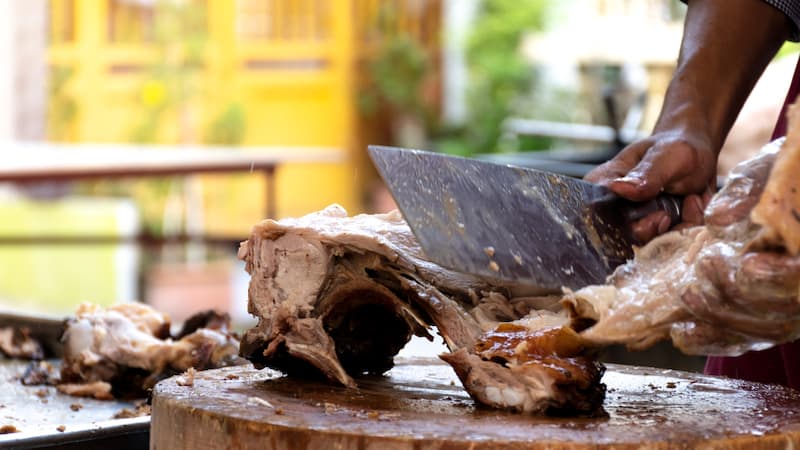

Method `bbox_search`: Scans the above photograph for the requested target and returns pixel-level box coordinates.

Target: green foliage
[130,0,208,144]
[777,41,800,60]
[452,0,548,155]
[47,66,77,141]
[205,103,247,146]
[360,35,431,118]
[124,1,228,238]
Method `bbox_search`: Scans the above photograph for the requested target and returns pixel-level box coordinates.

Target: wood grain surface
[151,358,800,450]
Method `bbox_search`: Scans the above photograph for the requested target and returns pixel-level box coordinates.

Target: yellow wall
[47,0,439,233]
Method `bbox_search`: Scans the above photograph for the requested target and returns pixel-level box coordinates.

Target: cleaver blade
[368,145,681,291]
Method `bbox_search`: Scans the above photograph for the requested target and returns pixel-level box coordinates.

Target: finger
[736,252,800,306]
[702,186,713,205]
[681,288,792,341]
[705,168,766,228]
[584,141,652,186]
[630,211,670,244]
[699,249,800,317]
[669,321,753,356]
[681,282,792,341]
[680,194,706,227]
[619,140,712,201]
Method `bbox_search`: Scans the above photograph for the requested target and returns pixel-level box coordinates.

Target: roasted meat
[238,205,604,414]
[59,303,241,398]
[442,314,605,414]
[0,326,44,360]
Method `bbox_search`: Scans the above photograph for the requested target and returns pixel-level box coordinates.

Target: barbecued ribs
[238,205,605,414]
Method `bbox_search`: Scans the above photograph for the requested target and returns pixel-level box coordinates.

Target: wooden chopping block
[151,358,800,450]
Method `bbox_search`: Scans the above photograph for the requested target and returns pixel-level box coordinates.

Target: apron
[703,56,800,390]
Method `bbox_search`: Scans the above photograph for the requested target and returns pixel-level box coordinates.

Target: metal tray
[0,310,150,450]
[0,359,150,449]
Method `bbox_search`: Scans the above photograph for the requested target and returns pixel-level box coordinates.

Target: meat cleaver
[368,145,681,291]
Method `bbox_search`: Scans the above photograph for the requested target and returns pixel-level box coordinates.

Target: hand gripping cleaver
[368,145,682,291]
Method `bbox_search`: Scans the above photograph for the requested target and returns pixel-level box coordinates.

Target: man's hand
[585,0,790,244]
[585,130,716,243]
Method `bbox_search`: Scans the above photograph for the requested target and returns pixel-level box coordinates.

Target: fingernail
[613,176,642,186]
[657,215,671,234]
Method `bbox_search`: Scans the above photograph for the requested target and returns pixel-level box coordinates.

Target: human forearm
[585,0,794,243]
[656,0,792,150]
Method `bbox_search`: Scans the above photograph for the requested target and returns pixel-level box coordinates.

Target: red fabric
[771,54,800,140]
[704,55,800,388]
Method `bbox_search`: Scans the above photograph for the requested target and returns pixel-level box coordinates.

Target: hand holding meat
[573,108,800,356]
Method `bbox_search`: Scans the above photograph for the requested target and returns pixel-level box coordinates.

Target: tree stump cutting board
[151,358,800,450]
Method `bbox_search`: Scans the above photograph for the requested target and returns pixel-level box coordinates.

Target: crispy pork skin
[59,303,240,398]
[238,205,604,414]
[443,314,605,415]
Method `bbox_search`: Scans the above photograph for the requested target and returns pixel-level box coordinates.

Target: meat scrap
[238,205,604,414]
[175,367,196,387]
[113,399,151,419]
[0,326,44,360]
[59,303,241,398]
[56,381,113,400]
[0,424,19,434]
[21,360,57,386]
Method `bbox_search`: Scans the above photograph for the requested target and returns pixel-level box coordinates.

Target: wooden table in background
[0,141,343,245]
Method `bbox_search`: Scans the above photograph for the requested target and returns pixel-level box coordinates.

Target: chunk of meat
[752,102,800,254]
[0,327,44,360]
[238,205,603,414]
[444,318,605,415]
[60,303,241,398]
[240,206,488,386]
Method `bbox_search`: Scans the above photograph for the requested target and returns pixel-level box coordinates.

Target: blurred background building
[0,0,797,332]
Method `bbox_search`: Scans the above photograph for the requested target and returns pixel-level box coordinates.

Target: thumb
[608,140,708,201]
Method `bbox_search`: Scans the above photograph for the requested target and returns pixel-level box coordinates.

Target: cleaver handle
[622,194,683,227]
